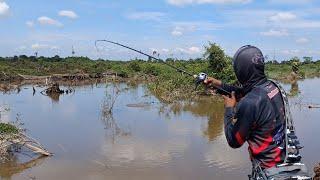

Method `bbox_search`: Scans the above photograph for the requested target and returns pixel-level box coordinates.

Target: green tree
[52,55,62,62]
[204,43,227,73]
[290,57,300,63]
[303,56,312,64]
[290,57,300,74]
[203,43,236,82]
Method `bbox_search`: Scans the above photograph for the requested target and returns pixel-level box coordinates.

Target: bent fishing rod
[95,39,231,96]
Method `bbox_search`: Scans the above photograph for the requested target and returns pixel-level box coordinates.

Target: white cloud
[170,21,218,36]
[176,21,218,31]
[269,12,297,22]
[260,29,289,37]
[58,10,78,19]
[51,46,60,50]
[28,33,69,42]
[221,9,320,29]
[149,48,171,55]
[167,0,251,6]
[306,50,320,55]
[171,30,183,36]
[149,47,201,55]
[171,27,183,36]
[162,48,169,53]
[296,37,309,44]
[286,20,320,28]
[281,49,301,56]
[31,43,60,51]
[31,43,49,50]
[263,11,320,29]
[188,46,201,54]
[127,12,166,21]
[176,46,202,54]
[37,16,63,27]
[0,1,9,16]
[26,21,34,27]
[221,9,275,28]
[17,46,27,51]
[268,0,312,4]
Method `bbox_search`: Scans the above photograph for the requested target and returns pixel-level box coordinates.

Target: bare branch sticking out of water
[308,105,320,109]
[103,84,121,113]
[1,112,52,162]
[100,84,131,141]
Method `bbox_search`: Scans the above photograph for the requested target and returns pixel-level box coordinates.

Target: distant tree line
[266,56,318,65]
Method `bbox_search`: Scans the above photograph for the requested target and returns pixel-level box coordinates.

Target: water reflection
[46,92,61,102]
[182,98,225,141]
[158,98,225,142]
[100,84,132,142]
[98,86,196,169]
[0,155,47,180]
[0,80,318,180]
[289,80,300,97]
[98,90,245,173]
[158,98,250,171]
[101,100,131,141]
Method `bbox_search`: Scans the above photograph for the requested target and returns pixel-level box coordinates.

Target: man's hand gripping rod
[95,39,231,96]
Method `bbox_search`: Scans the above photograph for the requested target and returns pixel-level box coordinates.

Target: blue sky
[0,0,319,61]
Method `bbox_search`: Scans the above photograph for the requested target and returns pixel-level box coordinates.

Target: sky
[0,0,320,61]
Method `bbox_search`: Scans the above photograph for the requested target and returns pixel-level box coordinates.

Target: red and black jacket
[220,45,287,169]
[222,80,286,169]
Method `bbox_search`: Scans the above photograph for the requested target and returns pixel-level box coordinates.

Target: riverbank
[1,56,320,102]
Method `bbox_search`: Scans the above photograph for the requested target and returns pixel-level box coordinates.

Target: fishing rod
[95,39,231,96]
[95,40,193,76]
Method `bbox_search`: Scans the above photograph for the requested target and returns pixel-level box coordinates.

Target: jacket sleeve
[218,83,243,98]
[224,100,255,148]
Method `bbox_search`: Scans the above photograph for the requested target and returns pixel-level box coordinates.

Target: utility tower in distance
[72,46,75,56]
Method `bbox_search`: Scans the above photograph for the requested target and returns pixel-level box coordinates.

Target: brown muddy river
[0,79,319,180]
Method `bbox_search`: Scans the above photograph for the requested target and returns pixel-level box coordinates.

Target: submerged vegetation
[0,123,19,135]
[0,43,319,101]
[0,122,22,161]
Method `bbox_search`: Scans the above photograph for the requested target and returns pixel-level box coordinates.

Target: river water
[0,79,319,180]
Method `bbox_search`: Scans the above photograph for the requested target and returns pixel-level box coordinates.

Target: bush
[128,61,141,72]
[143,64,160,76]
[118,70,129,78]
[0,123,19,135]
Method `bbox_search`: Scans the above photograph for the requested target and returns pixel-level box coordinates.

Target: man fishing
[97,40,311,179]
[204,45,310,179]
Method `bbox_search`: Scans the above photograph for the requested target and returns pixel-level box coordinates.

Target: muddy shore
[0,73,156,92]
